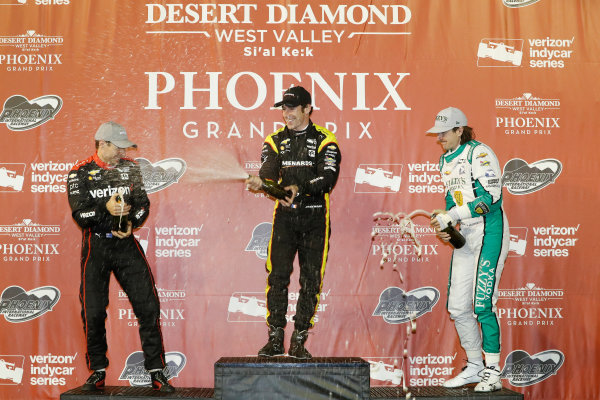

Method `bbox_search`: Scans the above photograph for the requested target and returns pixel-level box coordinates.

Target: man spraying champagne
[245,86,341,359]
[427,107,509,392]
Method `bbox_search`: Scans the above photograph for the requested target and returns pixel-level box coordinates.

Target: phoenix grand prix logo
[502,158,562,195]
[0,95,62,131]
[373,286,439,324]
[136,158,186,193]
[0,286,60,322]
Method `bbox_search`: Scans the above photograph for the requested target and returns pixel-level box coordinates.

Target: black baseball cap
[274,86,311,108]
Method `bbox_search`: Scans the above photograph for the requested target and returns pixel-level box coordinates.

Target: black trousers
[265,206,331,331]
[79,230,166,371]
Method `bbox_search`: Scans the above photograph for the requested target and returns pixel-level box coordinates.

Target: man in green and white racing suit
[428,107,509,393]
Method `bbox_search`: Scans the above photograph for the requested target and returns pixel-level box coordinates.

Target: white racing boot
[443,361,484,388]
[474,366,502,392]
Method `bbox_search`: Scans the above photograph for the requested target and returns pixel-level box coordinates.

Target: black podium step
[370,386,524,399]
[60,386,214,399]
[60,384,524,399]
[214,356,370,400]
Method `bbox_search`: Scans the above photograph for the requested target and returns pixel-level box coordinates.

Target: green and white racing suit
[440,140,509,362]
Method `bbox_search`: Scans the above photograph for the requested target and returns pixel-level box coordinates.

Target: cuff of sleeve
[448,206,470,222]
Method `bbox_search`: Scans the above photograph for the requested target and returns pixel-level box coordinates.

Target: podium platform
[60,385,524,399]
[371,386,524,399]
[60,357,525,400]
[60,386,214,399]
[214,356,370,400]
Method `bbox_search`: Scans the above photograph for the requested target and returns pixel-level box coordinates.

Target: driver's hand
[111,220,132,239]
[245,175,262,191]
[106,193,131,216]
[279,185,298,207]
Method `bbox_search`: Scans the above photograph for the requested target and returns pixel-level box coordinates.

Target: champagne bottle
[261,179,292,200]
[112,188,128,232]
[434,213,466,249]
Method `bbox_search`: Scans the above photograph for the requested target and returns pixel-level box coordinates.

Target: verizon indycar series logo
[133,227,150,253]
[0,164,25,192]
[0,0,71,5]
[119,351,185,386]
[0,94,62,131]
[502,0,541,7]
[501,349,564,386]
[0,286,60,322]
[477,38,523,67]
[227,292,267,321]
[154,224,203,258]
[0,0,25,5]
[368,359,402,385]
[136,158,186,193]
[373,287,439,324]
[354,164,402,193]
[509,227,527,257]
[246,222,272,260]
[502,158,562,195]
[0,356,24,385]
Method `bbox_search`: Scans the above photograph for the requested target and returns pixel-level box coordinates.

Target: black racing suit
[259,121,341,331]
[67,153,166,371]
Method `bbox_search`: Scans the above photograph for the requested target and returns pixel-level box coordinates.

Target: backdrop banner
[0,1,598,399]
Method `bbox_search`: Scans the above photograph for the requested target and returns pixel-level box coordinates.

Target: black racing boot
[288,329,312,359]
[258,326,285,357]
[82,370,106,391]
[150,370,175,393]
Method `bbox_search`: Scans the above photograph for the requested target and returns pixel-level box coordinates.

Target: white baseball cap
[426,107,468,134]
[95,121,137,148]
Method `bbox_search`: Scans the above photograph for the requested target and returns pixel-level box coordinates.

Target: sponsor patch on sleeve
[474,201,490,215]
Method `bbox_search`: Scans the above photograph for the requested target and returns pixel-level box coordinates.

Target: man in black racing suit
[67,121,173,392]
[245,86,341,359]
